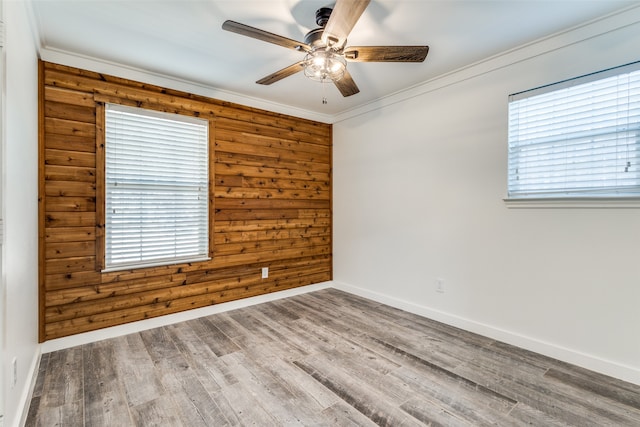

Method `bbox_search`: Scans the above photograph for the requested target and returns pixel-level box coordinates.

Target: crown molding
[38,47,334,124]
[332,4,640,123]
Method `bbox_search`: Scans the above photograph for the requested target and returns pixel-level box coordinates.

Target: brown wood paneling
[44,150,96,168]
[38,60,332,341]
[45,196,96,213]
[45,257,96,276]
[45,227,96,243]
[45,133,95,152]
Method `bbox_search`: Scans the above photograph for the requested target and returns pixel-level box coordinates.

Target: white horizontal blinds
[105,104,209,270]
[508,63,640,198]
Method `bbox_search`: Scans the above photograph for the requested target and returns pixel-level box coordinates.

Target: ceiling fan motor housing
[304,28,326,48]
[305,7,338,48]
[315,7,333,27]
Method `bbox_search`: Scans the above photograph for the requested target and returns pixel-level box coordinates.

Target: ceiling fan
[222,0,429,99]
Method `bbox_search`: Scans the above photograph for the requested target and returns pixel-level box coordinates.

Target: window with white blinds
[508,62,640,199]
[105,104,209,271]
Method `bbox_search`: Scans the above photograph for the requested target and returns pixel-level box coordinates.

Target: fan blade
[256,61,305,85]
[344,46,429,62]
[321,0,371,48]
[333,69,360,97]
[222,20,310,52]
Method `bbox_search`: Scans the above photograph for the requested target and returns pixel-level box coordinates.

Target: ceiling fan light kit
[222,0,429,101]
[303,48,347,82]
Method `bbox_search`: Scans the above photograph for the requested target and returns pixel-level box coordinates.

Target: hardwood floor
[26,288,640,426]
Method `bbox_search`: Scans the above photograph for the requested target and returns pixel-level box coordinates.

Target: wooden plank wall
[39,61,332,341]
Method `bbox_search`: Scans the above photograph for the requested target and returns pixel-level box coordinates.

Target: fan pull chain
[322,79,328,105]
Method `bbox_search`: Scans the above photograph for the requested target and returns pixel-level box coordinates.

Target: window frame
[505,61,640,209]
[96,100,214,272]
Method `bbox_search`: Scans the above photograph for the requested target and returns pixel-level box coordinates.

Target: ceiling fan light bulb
[303,49,347,82]
[313,54,326,67]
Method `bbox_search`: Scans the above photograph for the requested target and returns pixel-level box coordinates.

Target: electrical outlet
[11,357,17,388]
[436,278,445,293]
[261,267,269,279]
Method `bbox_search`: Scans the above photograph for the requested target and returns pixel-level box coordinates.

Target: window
[105,104,209,271]
[507,62,640,201]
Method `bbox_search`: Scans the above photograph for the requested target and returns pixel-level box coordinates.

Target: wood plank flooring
[26,288,640,426]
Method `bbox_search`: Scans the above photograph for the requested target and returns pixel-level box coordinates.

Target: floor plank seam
[292,359,408,427]
[544,367,640,411]
[367,335,518,406]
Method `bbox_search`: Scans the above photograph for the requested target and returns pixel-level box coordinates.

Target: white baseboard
[332,280,640,386]
[15,349,41,427]
[41,282,332,353]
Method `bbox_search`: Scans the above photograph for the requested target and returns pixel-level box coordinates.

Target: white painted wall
[1,3,638,424]
[3,1,39,425]
[333,8,640,385]
[0,0,5,422]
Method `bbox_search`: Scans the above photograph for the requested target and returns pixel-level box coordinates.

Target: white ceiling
[29,0,638,118]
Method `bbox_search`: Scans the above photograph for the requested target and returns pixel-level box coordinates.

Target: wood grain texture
[344,45,429,62]
[39,60,332,341]
[26,289,640,426]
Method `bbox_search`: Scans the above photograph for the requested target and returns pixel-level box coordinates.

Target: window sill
[503,197,640,209]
